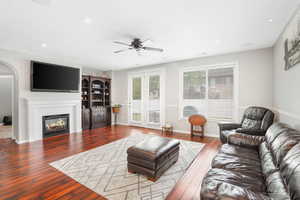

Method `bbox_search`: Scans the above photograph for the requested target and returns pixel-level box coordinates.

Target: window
[148,75,160,123]
[208,68,233,99]
[183,71,206,99]
[180,64,237,120]
[132,77,142,121]
[132,78,142,100]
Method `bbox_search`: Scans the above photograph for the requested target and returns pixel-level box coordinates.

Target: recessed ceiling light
[268,19,273,23]
[41,43,47,48]
[83,17,92,24]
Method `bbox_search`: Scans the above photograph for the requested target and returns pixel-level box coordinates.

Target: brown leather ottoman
[127,136,180,181]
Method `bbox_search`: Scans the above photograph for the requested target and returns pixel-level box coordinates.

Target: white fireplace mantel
[25,99,82,142]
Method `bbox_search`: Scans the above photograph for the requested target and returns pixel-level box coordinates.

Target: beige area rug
[50,133,205,200]
[0,125,12,139]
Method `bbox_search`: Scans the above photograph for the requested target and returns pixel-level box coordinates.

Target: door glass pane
[132,78,142,100]
[183,71,206,99]
[132,101,142,121]
[149,75,160,123]
[132,77,142,121]
[208,68,233,99]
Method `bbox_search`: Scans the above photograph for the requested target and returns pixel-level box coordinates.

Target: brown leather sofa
[201,123,300,200]
[219,106,275,143]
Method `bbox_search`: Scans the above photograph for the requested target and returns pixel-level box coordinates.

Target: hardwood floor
[0,125,221,200]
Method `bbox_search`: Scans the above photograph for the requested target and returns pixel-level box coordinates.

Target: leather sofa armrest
[236,128,266,136]
[227,132,265,149]
[218,122,241,131]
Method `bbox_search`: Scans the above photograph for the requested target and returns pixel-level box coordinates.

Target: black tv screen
[31,61,80,92]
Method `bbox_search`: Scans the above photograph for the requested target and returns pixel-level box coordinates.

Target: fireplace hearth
[43,114,70,138]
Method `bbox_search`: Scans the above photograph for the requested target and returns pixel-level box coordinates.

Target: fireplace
[42,114,70,138]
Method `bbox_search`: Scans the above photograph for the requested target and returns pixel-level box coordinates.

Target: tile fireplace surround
[25,99,81,143]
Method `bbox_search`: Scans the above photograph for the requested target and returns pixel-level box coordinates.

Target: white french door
[128,69,165,127]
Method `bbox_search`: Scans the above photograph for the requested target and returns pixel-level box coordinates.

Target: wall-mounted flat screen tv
[31,61,80,92]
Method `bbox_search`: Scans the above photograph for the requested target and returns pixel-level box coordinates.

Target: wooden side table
[162,125,173,135]
[188,115,207,137]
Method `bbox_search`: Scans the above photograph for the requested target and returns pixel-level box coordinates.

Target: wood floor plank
[0,125,220,200]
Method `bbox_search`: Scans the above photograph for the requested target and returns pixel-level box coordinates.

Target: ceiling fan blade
[114,48,133,53]
[142,46,164,52]
[114,41,131,46]
[142,39,152,44]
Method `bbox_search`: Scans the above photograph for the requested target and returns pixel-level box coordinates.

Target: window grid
[180,64,236,120]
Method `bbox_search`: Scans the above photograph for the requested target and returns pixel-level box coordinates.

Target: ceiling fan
[114,38,164,54]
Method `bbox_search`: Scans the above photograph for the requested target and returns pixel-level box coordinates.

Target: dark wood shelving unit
[81,76,111,130]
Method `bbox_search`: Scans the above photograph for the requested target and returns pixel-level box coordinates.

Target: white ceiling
[0,0,299,70]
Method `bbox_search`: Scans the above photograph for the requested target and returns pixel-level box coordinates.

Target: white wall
[0,75,12,123]
[273,7,300,130]
[112,48,274,136]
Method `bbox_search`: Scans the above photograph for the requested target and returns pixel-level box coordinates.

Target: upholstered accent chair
[218,106,275,144]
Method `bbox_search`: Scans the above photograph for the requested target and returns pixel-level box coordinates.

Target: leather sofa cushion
[259,142,278,177]
[227,132,265,149]
[280,143,300,200]
[269,129,300,167]
[241,107,268,129]
[219,144,259,159]
[220,129,236,143]
[265,171,290,200]
[265,123,289,148]
[243,107,267,121]
[127,146,179,170]
[200,168,268,199]
[211,153,263,177]
[242,118,262,130]
[127,136,180,161]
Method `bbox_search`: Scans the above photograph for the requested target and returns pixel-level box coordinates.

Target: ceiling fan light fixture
[114,38,163,54]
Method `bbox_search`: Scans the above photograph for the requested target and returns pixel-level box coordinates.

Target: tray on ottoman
[127,136,180,181]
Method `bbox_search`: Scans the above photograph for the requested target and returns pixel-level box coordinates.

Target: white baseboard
[114,122,129,126]
[73,129,82,133]
[174,129,219,138]
[15,139,28,144]
[114,123,219,138]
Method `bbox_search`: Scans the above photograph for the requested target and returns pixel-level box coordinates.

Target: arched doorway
[0,61,19,141]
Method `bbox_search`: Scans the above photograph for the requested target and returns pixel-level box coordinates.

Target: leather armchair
[219,106,274,143]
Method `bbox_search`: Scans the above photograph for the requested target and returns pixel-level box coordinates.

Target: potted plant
[112,104,122,113]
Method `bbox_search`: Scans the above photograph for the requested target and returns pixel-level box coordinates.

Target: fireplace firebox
[43,114,70,138]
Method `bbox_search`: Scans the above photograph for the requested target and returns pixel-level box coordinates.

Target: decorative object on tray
[112,104,122,125]
[161,122,173,135]
[284,9,300,70]
[188,114,207,137]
